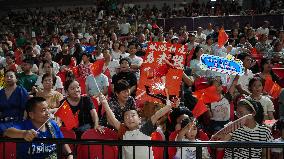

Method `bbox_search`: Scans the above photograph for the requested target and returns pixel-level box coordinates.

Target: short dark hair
[114,80,130,94]
[26,97,46,113]
[22,58,34,65]
[122,108,138,121]
[128,42,138,48]
[42,73,57,86]
[42,60,53,68]
[119,57,131,66]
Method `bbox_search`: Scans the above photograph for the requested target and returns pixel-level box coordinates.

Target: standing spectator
[17,59,38,93]
[0,70,29,135]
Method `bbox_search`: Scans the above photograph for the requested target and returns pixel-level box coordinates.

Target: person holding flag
[58,79,103,138]
[3,97,73,159]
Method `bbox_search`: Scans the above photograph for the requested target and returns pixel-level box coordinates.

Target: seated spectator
[35,60,63,93]
[62,79,102,138]
[207,77,236,133]
[216,99,273,159]
[190,45,207,78]
[17,59,38,93]
[175,118,210,159]
[195,27,206,44]
[236,53,254,96]
[3,97,73,159]
[0,70,29,135]
[78,53,94,79]
[112,58,137,96]
[38,51,60,76]
[101,80,136,126]
[36,73,63,113]
[3,53,19,72]
[255,33,271,57]
[256,57,280,85]
[55,44,72,66]
[111,42,122,61]
[127,42,143,80]
[99,93,174,159]
[201,35,213,55]
[85,71,109,98]
[246,77,275,120]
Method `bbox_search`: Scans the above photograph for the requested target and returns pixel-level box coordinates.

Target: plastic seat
[151,131,164,159]
[77,128,118,159]
[0,141,16,159]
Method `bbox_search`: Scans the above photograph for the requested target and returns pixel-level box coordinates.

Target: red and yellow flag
[91,59,105,76]
[55,100,78,130]
[218,28,229,48]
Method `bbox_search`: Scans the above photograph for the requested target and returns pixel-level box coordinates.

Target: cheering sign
[136,42,187,104]
[200,54,244,75]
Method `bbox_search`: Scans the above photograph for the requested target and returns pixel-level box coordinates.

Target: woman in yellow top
[36,73,63,113]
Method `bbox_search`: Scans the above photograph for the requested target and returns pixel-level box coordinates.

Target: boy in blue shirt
[4,97,73,159]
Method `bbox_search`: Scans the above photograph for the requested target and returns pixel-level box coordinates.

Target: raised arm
[99,94,121,130]
[151,99,175,125]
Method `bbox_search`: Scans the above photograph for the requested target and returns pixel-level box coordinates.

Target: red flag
[55,101,78,130]
[270,82,282,99]
[218,28,229,48]
[91,59,105,76]
[192,96,208,118]
[264,76,274,93]
[193,85,221,103]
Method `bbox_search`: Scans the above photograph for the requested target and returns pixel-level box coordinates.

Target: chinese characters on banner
[136,42,187,104]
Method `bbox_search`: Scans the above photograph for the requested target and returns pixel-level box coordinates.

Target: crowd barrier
[1,138,284,159]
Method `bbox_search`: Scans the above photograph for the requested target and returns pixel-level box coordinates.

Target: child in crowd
[175,118,210,159]
[247,77,275,120]
[219,99,273,159]
[99,93,176,159]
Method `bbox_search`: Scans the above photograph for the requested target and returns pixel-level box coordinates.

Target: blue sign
[200,54,244,75]
[82,45,96,54]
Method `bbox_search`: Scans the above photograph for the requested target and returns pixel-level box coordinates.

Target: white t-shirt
[195,33,207,44]
[237,69,254,93]
[247,96,275,117]
[123,130,154,159]
[204,29,214,36]
[107,60,120,77]
[35,75,63,90]
[128,55,143,80]
[120,23,131,35]
[210,96,230,121]
[257,27,269,36]
[175,139,210,159]
[85,74,109,96]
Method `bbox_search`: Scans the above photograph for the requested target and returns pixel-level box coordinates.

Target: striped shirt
[224,124,273,159]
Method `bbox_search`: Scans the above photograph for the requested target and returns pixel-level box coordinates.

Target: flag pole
[36,101,66,132]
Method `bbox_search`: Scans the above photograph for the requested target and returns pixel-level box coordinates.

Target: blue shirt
[13,120,63,159]
[0,86,28,119]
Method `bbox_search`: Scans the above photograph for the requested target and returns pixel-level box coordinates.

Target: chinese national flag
[91,59,105,76]
[55,101,78,130]
[193,86,221,104]
[218,28,229,48]
[192,96,208,118]
[270,82,282,99]
[264,77,274,93]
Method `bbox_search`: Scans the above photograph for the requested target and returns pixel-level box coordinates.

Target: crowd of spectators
[0,1,284,159]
